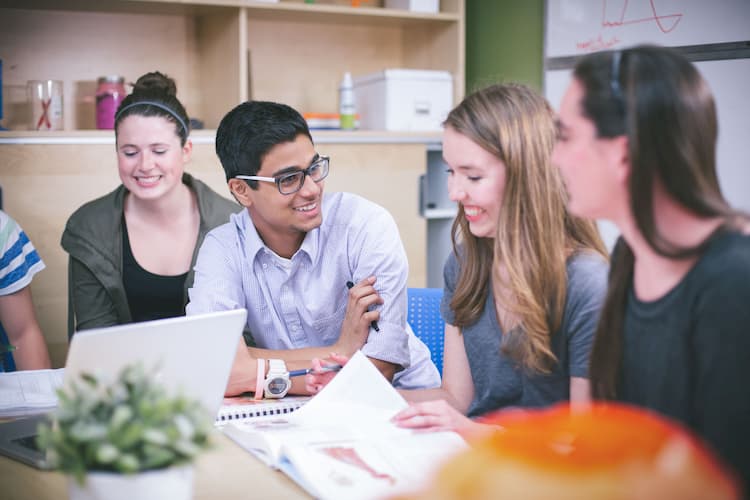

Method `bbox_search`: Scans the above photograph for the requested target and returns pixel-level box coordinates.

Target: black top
[618,229,750,493]
[122,216,188,322]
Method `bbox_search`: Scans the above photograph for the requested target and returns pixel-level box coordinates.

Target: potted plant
[37,363,212,500]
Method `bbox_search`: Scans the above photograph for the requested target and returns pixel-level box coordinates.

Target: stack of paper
[223,351,467,500]
[0,368,64,418]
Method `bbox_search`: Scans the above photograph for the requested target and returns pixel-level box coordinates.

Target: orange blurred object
[396,403,740,500]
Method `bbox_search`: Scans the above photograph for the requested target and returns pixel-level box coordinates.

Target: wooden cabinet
[0,0,464,131]
[0,0,461,366]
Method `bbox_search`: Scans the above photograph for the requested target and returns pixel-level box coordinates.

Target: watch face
[267,377,289,395]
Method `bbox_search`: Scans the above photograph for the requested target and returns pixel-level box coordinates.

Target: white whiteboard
[546,0,750,57]
[545,58,750,250]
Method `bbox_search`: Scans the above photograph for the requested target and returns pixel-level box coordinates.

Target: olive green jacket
[61,173,239,338]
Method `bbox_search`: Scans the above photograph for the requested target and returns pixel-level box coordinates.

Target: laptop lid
[0,309,247,469]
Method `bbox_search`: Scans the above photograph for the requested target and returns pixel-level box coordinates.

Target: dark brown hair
[578,45,746,398]
[114,71,190,145]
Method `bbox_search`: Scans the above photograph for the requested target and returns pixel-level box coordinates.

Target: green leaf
[143,429,168,446]
[114,453,139,474]
[140,445,176,470]
[109,405,133,430]
[95,443,119,464]
[69,421,108,442]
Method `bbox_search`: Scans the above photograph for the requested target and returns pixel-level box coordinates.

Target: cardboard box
[353,69,452,131]
[385,0,438,13]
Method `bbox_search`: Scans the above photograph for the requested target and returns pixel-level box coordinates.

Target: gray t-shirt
[442,251,608,417]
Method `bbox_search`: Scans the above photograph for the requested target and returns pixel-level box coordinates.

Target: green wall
[465,0,545,93]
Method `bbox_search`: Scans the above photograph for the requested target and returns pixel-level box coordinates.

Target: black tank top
[122,216,188,322]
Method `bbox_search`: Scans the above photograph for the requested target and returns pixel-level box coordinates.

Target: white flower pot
[68,464,194,500]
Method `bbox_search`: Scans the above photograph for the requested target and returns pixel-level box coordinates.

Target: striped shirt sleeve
[0,210,46,296]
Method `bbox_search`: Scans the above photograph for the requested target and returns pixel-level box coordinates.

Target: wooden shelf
[0,129,442,145]
[2,0,459,21]
[0,0,464,130]
[241,2,460,24]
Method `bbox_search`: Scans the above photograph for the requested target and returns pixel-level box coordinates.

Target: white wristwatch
[263,359,291,399]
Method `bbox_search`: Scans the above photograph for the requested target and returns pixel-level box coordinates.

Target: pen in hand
[288,364,343,378]
[346,281,380,332]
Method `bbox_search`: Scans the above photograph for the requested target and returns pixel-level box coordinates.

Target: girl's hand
[391,399,490,438]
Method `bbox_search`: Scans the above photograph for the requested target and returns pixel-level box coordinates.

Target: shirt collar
[234,204,323,266]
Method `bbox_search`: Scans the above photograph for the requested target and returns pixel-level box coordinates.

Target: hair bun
[131,71,177,98]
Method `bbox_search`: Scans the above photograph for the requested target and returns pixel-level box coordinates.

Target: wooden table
[0,430,310,500]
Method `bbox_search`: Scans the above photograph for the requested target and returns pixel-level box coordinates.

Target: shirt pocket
[311,301,348,345]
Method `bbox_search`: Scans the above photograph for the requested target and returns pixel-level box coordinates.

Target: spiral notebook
[215,395,311,425]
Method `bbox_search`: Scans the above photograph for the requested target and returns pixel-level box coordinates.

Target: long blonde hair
[446,83,607,373]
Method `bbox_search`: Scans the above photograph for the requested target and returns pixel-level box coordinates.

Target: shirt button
[291,325,298,332]
[262,263,268,269]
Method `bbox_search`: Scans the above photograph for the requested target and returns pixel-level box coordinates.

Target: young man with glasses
[186,100,440,397]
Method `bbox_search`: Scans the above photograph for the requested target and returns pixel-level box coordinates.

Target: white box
[353,69,453,131]
[385,0,439,13]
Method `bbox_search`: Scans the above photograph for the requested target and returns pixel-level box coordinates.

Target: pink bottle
[96,75,126,130]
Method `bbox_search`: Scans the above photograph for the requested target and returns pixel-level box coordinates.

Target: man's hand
[305,353,350,394]
[334,276,383,356]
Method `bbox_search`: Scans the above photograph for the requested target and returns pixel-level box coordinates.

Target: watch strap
[254,358,266,400]
[267,359,287,376]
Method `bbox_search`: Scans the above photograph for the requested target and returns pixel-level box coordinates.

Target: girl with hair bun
[61,71,238,336]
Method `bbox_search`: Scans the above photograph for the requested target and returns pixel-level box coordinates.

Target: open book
[222,351,467,500]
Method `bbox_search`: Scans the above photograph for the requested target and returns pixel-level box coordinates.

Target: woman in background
[61,72,237,336]
[312,84,609,435]
[552,44,750,491]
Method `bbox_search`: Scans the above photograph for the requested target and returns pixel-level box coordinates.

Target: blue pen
[346,281,380,332]
[288,364,343,378]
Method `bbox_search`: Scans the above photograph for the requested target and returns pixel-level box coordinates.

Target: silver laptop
[0,309,247,469]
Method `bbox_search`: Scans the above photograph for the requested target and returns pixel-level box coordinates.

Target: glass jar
[96,75,126,130]
[28,80,64,131]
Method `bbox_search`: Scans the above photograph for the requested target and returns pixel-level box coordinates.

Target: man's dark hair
[215,100,313,184]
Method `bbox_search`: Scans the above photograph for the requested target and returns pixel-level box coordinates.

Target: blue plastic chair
[406,287,445,376]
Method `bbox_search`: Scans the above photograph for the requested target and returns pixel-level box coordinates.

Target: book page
[291,350,407,421]
[224,351,467,499]
[0,368,65,417]
[283,431,465,500]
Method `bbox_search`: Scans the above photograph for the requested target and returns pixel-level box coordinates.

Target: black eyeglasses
[236,155,330,195]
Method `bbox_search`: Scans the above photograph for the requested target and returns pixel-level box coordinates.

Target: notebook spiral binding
[215,396,310,425]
